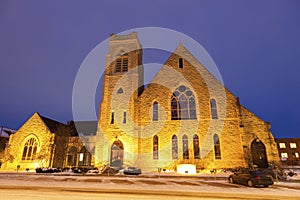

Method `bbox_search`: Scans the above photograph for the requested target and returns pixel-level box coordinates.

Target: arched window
[22,138,38,161]
[182,134,189,159]
[193,134,200,159]
[153,102,158,121]
[171,85,197,120]
[213,134,221,159]
[172,135,178,160]
[153,135,159,160]
[123,112,127,124]
[78,146,91,166]
[115,53,128,72]
[67,146,77,166]
[210,99,218,119]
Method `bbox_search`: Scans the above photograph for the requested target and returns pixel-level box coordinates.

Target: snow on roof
[0,126,16,138]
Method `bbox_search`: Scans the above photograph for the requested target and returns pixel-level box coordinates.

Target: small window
[279,143,286,148]
[294,152,299,158]
[78,146,91,166]
[115,58,122,72]
[178,58,183,68]
[117,88,123,94]
[153,135,158,160]
[281,152,288,158]
[210,99,218,119]
[122,58,128,71]
[123,112,126,124]
[290,143,297,148]
[182,134,189,159]
[213,134,221,159]
[115,55,129,73]
[111,112,114,124]
[193,134,200,159]
[172,135,178,160]
[153,102,158,121]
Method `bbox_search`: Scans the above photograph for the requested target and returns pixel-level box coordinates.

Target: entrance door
[251,139,268,168]
[110,140,124,167]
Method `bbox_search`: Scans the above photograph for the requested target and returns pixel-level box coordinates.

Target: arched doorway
[110,140,124,167]
[251,139,268,168]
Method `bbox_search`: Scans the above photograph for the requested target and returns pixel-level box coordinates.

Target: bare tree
[36,150,49,168]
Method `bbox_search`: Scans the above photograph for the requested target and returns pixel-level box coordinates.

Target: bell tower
[96,32,144,167]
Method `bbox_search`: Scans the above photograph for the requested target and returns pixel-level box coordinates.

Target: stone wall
[94,33,279,172]
[134,45,247,171]
[96,32,143,167]
[239,105,280,166]
[1,33,278,173]
[2,113,55,171]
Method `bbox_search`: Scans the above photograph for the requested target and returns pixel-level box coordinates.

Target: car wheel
[247,180,253,187]
[229,177,234,184]
[263,185,269,188]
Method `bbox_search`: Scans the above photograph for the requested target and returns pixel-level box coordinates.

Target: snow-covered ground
[0,172,300,199]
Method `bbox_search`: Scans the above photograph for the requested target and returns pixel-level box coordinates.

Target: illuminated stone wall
[2,32,279,172]
[64,136,97,168]
[134,45,247,171]
[96,32,143,167]
[95,32,280,172]
[239,106,280,166]
[2,113,55,171]
[2,113,98,171]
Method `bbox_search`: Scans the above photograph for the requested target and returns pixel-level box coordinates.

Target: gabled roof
[37,113,66,133]
[33,113,97,136]
[66,121,98,136]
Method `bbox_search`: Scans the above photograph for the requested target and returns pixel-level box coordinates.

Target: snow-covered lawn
[0,172,299,199]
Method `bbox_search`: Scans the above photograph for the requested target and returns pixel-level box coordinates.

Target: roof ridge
[37,113,66,133]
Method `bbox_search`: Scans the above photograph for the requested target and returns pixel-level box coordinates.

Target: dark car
[228,169,274,187]
[123,167,142,175]
[35,167,62,173]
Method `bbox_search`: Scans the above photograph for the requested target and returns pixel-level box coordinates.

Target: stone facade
[2,32,280,172]
[95,32,280,172]
[2,113,96,171]
[2,113,55,170]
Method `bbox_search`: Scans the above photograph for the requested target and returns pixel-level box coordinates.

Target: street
[1,184,299,200]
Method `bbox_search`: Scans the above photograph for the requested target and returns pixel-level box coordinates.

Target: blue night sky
[0,0,299,138]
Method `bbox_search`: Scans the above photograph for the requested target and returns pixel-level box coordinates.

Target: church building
[2,32,280,172]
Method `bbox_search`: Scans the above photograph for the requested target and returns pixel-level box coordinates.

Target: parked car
[35,167,62,173]
[260,168,287,181]
[228,169,274,187]
[100,165,119,175]
[87,168,99,174]
[123,167,141,175]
